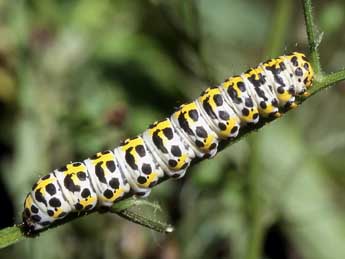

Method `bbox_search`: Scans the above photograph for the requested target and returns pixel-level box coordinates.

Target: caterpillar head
[287,52,314,96]
[22,193,51,235]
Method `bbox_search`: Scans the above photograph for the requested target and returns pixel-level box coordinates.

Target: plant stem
[313,69,345,92]
[302,0,322,75]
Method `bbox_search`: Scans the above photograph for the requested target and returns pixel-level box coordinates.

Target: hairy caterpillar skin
[22,52,313,235]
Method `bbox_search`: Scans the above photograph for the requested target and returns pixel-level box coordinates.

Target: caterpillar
[22,52,314,235]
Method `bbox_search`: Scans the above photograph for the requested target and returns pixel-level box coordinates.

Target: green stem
[313,69,345,92]
[0,198,169,249]
[302,0,322,75]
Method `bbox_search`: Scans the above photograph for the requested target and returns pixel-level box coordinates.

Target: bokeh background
[0,0,345,258]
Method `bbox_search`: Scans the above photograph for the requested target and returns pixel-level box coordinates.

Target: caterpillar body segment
[142,118,195,178]
[84,150,130,207]
[197,87,241,140]
[23,52,314,234]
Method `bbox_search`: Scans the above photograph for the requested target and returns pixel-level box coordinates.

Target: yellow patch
[24,194,33,209]
[34,176,55,195]
[148,119,171,145]
[91,151,115,176]
[139,172,158,188]
[121,137,145,163]
[79,195,97,208]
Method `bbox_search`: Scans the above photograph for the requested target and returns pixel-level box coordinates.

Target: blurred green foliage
[0,0,345,258]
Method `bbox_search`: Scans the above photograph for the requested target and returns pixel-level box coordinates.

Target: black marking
[95,162,107,184]
[137,176,147,184]
[195,140,204,148]
[23,208,30,218]
[153,130,168,153]
[31,205,39,214]
[41,175,50,180]
[178,112,194,135]
[49,197,61,208]
[58,212,67,218]
[218,111,229,120]
[31,182,38,191]
[213,94,223,106]
[106,160,116,172]
[288,87,295,95]
[245,97,254,108]
[75,203,83,210]
[64,175,81,192]
[242,108,250,116]
[103,189,113,199]
[162,127,173,140]
[295,67,303,77]
[260,101,267,109]
[90,153,101,160]
[195,126,208,138]
[202,96,217,119]
[227,87,242,104]
[291,56,298,66]
[35,190,47,206]
[253,86,267,100]
[109,178,119,189]
[237,81,246,92]
[40,221,51,226]
[171,145,182,157]
[218,122,226,131]
[188,109,199,121]
[77,171,87,181]
[279,61,286,70]
[125,148,138,170]
[31,215,41,222]
[209,143,217,150]
[45,183,56,195]
[85,205,93,210]
[168,159,177,167]
[277,86,284,94]
[141,163,152,174]
[135,145,146,157]
[231,126,239,134]
[81,188,91,198]
[58,165,68,172]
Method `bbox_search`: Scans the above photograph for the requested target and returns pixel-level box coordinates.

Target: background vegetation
[0,0,345,258]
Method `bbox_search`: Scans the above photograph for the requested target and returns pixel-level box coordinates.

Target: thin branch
[302,0,322,75]
[312,69,345,93]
